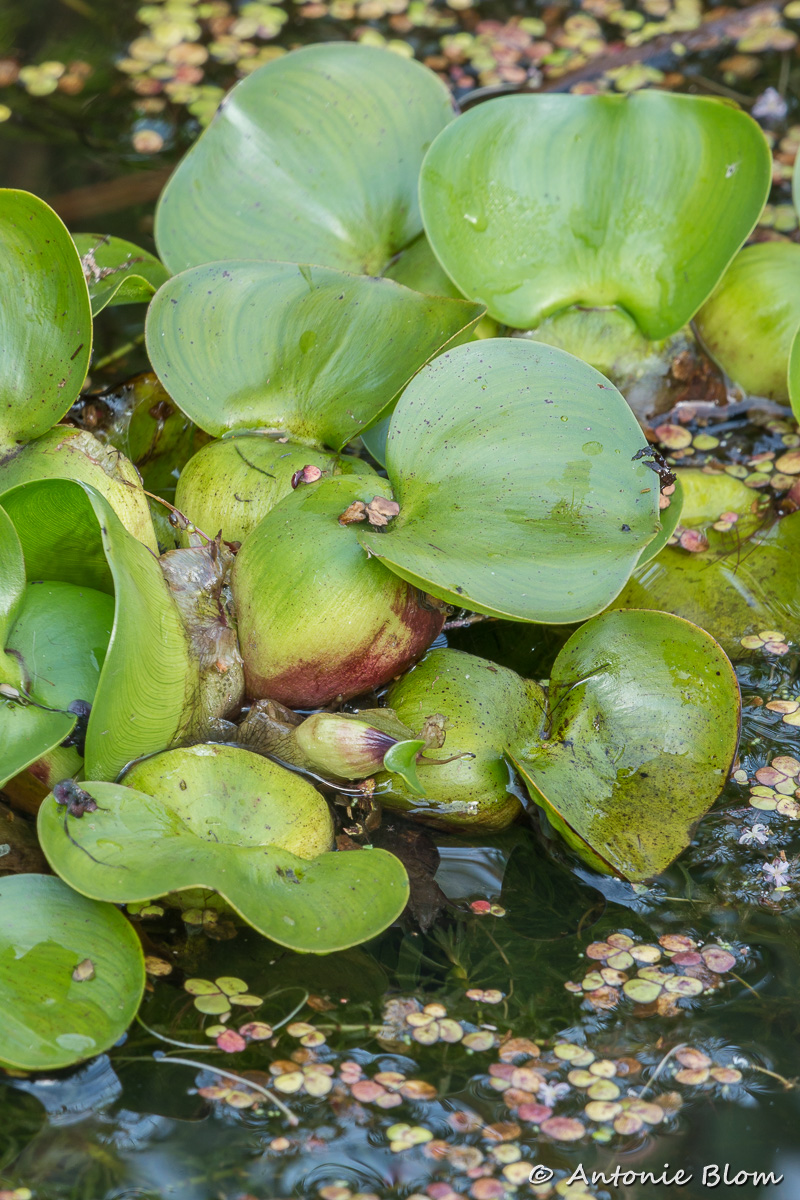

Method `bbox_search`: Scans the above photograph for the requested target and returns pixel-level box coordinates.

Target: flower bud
[294,713,401,779]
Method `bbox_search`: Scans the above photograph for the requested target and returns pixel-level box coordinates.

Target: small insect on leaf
[72,958,95,982]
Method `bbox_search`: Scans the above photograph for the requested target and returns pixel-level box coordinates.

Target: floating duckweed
[144,955,172,976]
[692,433,719,450]
[567,929,744,1010]
[740,630,790,655]
[654,422,692,450]
[465,988,505,1004]
[541,1116,586,1141]
[622,977,662,1003]
[184,975,262,1018]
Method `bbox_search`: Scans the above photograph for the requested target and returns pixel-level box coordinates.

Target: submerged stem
[156,1055,299,1125]
[93,332,145,371]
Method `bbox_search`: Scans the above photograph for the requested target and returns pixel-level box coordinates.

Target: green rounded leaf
[7,582,113,709]
[147,261,482,448]
[375,648,545,832]
[0,704,74,793]
[0,504,24,682]
[0,190,92,448]
[613,512,800,658]
[72,234,170,316]
[357,340,661,623]
[121,743,334,860]
[0,428,158,553]
[155,44,454,275]
[175,435,375,547]
[695,242,800,404]
[420,92,770,336]
[0,874,144,1070]
[1,479,196,781]
[38,745,409,953]
[509,609,740,881]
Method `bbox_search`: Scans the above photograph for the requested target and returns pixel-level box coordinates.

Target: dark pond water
[3,1,800,1197]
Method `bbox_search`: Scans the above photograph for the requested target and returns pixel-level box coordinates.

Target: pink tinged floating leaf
[517,1102,552,1123]
[238,1021,272,1040]
[675,1066,710,1085]
[701,946,737,973]
[541,1117,586,1142]
[614,1113,643,1135]
[351,1080,387,1103]
[710,1066,742,1084]
[197,1085,232,1100]
[675,1047,712,1069]
[585,1100,623,1122]
[625,1100,664,1124]
[664,975,704,996]
[659,934,697,953]
[400,1080,438,1101]
[216,1029,247,1053]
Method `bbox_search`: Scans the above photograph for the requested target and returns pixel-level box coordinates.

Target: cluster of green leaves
[0,41,777,1070]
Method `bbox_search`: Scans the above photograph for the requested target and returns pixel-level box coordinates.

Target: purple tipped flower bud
[294,713,399,779]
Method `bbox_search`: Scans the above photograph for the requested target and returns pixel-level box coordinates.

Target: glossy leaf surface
[0,874,144,1070]
[155,44,454,275]
[1,479,196,781]
[0,505,24,676]
[7,582,113,710]
[38,745,410,953]
[510,609,740,881]
[695,242,800,404]
[72,234,169,315]
[358,340,660,623]
[147,261,482,446]
[0,190,92,447]
[420,93,770,336]
[0,428,158,552]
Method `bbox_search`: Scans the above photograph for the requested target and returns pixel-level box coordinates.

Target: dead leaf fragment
[339,500,367,525]
[365,496,400,527]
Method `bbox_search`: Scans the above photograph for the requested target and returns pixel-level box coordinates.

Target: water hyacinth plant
[0,36,786,1069]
